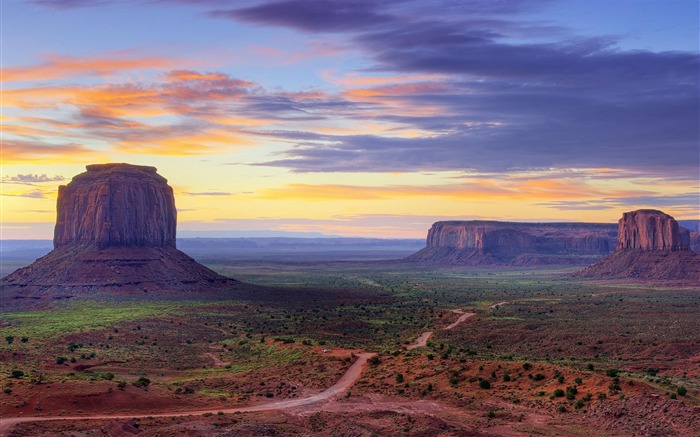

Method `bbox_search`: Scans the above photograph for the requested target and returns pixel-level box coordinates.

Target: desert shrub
[557,376,565,383]
[10,370,24,379]
[133,376,151,388]
[522,363,532,371]
[56,357,67,365]
[566,386,578,400]
[487,410,496,418]
[5,336,14,344]
[677,386,687,396]
[606,369,619,378]
[503,374,511,382]
[574,377,583,385]
[368,355,381,365]
[450,376,459,386]
[117,381,127,390]
[553,389,565,397]
[533,373,546,381]
[574,399,585,409]
[586,363,595,371]
[479,379,491,389]
[20,337,28,343]
[396,373,404,383]
[557,405,567,413]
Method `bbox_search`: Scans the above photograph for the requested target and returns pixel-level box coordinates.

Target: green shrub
[10,370,24,379]
[606,369,619,378]
[533,373,545,381]
[133,376,151,389]
[479,379,491,389]
[56,356,68,365]
[553,389,565,397]
[677,386,687,396]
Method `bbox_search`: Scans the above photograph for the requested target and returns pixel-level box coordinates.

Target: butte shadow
[0,163,255,308]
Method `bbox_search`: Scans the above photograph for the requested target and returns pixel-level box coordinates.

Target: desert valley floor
[1,255,699,436]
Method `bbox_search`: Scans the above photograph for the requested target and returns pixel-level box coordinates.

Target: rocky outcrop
[54,163,176,249]
[406,221,616,265]
[616,209,689,251]
[576,209,699,280]
[1,163,245,307]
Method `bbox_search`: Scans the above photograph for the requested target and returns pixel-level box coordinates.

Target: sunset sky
[1,0,698,239]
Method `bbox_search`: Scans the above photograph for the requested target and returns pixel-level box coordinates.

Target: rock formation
[576,209,699,280]
[54,164,176,249]
[406,221,617,266]
[1,163,243,306]
[616,209,689,251]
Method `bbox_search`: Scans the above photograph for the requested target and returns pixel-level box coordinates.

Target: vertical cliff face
[616,209,689,251]
[53,163,176,249]
[409,221,616,265]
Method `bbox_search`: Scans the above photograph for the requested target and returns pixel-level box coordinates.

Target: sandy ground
[0,353,376,435]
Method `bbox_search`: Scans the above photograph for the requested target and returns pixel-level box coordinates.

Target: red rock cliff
[408,221,616,265]
[576,209,699,280]
[616,209,689,251]
[54,163,176,249]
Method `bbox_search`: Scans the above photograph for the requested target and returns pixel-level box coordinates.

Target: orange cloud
[259,178,652,202]
[1,52,178,82]
[0,140,100,164]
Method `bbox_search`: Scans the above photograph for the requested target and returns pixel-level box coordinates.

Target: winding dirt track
[444,309,476,330]
[405,308,477,350]
[405,331,433,350]
[0,352,375,435]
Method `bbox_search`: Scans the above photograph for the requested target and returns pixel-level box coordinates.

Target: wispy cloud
[183,191,232,196]
[540,193,700,212]
[0,140,99,163]
[1,174,66,184]
[1,52,179,82]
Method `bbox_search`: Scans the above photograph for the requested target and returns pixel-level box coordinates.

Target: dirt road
[444,309,476,330]
[0,352,376,435]
[405,331,433,350]
[405,308,478,350]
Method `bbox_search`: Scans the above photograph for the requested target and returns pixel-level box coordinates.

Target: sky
[1,0,698,239]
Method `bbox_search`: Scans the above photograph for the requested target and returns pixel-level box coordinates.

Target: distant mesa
[1,163,242,305]
[576,209,700,280]
[405,221,617,266]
